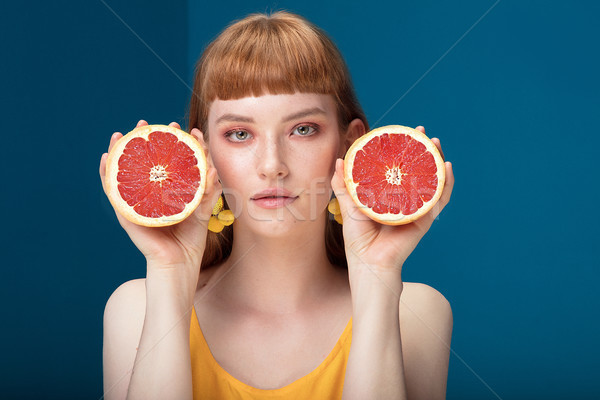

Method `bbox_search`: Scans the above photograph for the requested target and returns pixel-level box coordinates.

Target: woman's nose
[255,138,289,179]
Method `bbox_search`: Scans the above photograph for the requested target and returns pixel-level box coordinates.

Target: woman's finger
[431,137,445,161]
[440,161,454,206]
[330,159,347,207]
[101,131,123,195]
[191,128,209,154]
[188,167,222,226]
[136,119,148,128]
[190,128,205,143]
[331,158,369,224]
[108,132,123,153]
[102,131,125,193]
[99,153,108,191]
[429,161,454,221]
[169,121,181,129]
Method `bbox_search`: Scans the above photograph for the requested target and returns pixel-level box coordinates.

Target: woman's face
[207,92,344,236]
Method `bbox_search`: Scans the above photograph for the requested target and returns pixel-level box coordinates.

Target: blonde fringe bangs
[200,19,343,99]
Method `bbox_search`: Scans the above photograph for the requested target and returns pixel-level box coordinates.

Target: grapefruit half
[344,125,445,225]
[105,124,207,227]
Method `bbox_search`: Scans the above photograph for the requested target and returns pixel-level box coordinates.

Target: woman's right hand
[99,120,221,280]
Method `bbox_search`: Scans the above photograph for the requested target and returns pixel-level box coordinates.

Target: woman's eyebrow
[215,107,327,125]
[282,107,326,122]
[215,114,254,124]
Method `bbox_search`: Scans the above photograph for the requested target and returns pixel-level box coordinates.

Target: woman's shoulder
[399,282,452,338]
[401,282,452,313]
[103,279,147,397]
[399,283,453,398]
[103,266,219,319]
[103,279,147,332]
[105,279,146,312]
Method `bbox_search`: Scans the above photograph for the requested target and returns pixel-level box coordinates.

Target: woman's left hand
[331,126,455,279]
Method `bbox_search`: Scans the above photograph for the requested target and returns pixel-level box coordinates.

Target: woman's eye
[226,130,251,141]
[293,125,317,136]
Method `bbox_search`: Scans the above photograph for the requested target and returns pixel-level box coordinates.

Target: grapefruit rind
[343,125,445,225]
[105,124,207,227]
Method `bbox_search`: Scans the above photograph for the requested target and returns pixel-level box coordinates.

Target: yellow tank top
[189,307,352,399]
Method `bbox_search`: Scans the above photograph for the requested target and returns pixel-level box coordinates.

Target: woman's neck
[210,219,344,316]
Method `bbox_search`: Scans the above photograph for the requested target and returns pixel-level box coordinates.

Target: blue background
[1,1,598,399]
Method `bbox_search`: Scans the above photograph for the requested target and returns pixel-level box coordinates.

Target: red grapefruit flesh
[105,124,207,227]
[344,125,445,225]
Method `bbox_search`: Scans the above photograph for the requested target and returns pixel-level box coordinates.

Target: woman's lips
[251,196,297,209]
[251,187,299,209]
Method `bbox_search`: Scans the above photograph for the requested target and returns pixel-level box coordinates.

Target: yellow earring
[328,197,343,225]
[208,194,235,233]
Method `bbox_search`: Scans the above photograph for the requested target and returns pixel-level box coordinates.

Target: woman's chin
[235,213,323,239]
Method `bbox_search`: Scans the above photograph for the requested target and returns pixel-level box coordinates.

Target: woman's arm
[343,267,407,400]
[332,126,455,399]
[103,279,147,400]
[400,283,453,399]
[100,121,220,399]
[342,273,453,400]
[103,267,199,400]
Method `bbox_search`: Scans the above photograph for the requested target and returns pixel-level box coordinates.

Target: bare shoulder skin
[103,279,147,400]
[401,282,453,399]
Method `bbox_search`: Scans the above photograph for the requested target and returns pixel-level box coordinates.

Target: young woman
[100,11,455,400]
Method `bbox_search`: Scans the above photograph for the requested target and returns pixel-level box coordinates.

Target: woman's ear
[339,118,366,158]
